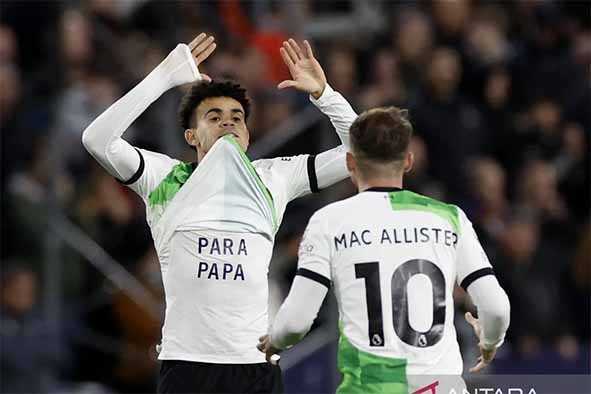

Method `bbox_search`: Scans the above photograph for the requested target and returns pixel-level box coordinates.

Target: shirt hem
[158,352,266,364]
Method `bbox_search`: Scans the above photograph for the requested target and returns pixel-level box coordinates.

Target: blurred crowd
[1,1,589,393]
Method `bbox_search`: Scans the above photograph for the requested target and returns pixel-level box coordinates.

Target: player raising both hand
[83,34,357,393]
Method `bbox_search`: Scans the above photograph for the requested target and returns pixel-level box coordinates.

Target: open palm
[187,33,217,82]
[278,39,327,99]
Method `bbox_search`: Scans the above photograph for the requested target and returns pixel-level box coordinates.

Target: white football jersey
[297,187,494,376]
[79,39,358,365]
[124,136,346,363]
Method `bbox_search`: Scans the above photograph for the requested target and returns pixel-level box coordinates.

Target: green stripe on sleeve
[388,191,460,234]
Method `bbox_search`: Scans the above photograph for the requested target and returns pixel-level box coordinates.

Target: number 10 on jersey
[355,259,446,348]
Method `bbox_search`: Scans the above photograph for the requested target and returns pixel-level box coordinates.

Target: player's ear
[346,151,356,173]
[185,128,200,149]
[346,151,359,188]
[403,151,414,173]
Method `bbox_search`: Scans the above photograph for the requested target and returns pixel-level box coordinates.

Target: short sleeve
[455,209,495,291]
[254,154,316,202]
[123,148,179,200]
[296,211,332,288]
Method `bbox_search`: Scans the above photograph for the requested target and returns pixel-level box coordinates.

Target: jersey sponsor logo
[197,237,248,256]
[334,227,458,250]
[197,261,245,281]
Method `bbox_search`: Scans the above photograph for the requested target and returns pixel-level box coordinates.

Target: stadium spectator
[494,213,573,353]
[393,9,433,100]
[466,156,509,245]
[431,0,471,48]
[358,48,405,109]
[325,46,358,100]
[0,264,69,393]
[412,47,488,199]
[0,62,25,186]
[404,135,445,199]
[4,137,59,263]
[0,24,17,64]
[112,249,164,392]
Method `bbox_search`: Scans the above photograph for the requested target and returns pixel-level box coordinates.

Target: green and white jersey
[124,136,346,363]
[297,187,494,380]
[81,41,358,364]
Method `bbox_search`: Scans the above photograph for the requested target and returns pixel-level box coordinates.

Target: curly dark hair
[178,80,251,130]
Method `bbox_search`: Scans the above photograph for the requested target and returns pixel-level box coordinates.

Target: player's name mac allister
[332,226,459,251]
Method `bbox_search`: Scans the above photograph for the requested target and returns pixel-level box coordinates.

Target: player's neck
[357,177,403,193]
[196,147,206,163]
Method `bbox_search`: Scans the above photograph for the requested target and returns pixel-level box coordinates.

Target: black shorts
[157,360,283,394]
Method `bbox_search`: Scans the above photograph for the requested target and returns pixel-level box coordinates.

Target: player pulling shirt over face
[135,135,348,363]
[82,34,358,393]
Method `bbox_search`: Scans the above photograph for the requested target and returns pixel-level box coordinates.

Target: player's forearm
[467,275,511,349]
[82,44,200,179]
[270,276,327,349]
[307,85,357,190]
[314,146,348,189]
[310,84,357,149]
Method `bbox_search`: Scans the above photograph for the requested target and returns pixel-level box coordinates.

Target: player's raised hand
[465,312,497,373]
[188,33,216,82]
[278,39,327,99]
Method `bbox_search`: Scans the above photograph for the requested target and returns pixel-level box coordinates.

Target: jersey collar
[363,186,403,192]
